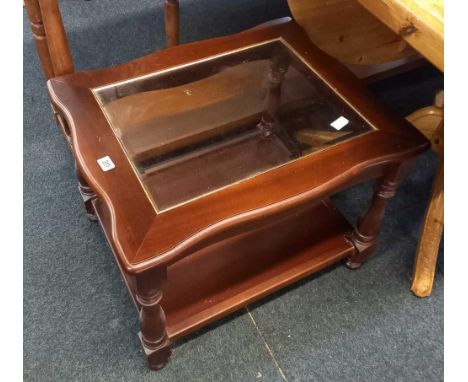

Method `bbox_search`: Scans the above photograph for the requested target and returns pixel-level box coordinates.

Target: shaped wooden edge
[131,153,427,270]
[46,81,144,272]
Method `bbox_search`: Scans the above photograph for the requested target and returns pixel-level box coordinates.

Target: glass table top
[93,40,374,211]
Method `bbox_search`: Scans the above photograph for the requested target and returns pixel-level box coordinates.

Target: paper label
[97,156,115,172]
[330,116,349,130]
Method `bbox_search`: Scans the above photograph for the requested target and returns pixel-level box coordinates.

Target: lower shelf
[161,200,355,340]
[95,198,355,341]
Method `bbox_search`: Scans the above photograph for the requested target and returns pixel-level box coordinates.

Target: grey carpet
[23,1,443,381]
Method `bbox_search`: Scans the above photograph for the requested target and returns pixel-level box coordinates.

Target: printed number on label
[97,156,115,172]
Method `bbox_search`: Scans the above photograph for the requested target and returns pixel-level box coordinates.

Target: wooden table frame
[45,19,428,369]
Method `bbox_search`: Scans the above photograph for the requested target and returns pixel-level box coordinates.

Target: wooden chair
[24,0,181,80]
[25,0,422,83]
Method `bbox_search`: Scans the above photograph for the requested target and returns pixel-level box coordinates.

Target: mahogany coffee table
[46,19,428,369]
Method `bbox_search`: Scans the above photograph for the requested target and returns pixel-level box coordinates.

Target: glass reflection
[94,40,373,211]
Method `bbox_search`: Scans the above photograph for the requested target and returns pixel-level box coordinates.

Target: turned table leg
[135,268,172,370]
[346,164,405,269]
[75,163,97,221]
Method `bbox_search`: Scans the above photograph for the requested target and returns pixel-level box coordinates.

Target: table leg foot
[138,332,172,370]
[345,229,377,269]
[136,268,172,370]
[345,258,363,270]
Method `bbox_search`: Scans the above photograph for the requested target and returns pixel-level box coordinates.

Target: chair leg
[25,0,74,79]
[24,0,55,79]
[39,0,74,77]
[164,0,180,47]
[411,159,444,297]
[410,117,443,297]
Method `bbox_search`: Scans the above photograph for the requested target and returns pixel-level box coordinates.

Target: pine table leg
[411,123,444,297]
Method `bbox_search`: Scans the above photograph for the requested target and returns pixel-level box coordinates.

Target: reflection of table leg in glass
[257,54,290,139]
[346,163,408,269]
